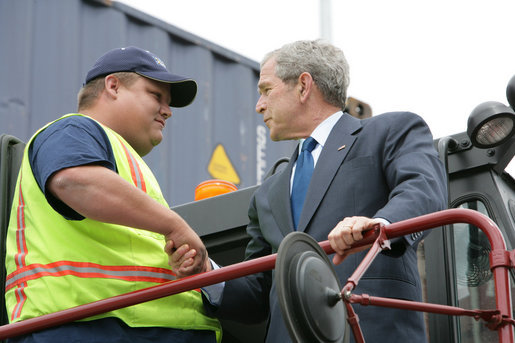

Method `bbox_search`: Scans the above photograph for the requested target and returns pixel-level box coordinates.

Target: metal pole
[320,0,332,42]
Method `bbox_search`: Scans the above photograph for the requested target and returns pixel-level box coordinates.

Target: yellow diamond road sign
[207,144,240,185]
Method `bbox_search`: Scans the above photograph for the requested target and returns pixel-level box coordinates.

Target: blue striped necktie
[291,137,317,229]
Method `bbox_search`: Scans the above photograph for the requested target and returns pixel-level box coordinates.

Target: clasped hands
[166,216,381,278]
[164,238,212,278]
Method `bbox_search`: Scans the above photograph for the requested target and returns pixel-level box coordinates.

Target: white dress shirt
[290,111,343,193]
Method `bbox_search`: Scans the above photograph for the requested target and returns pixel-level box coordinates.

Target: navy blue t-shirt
[29,115,116,219]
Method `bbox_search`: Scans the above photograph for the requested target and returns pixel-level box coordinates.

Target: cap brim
[169,79,197,108]
[136,71,197,108]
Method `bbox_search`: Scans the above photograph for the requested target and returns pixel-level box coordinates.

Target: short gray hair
[262,40,350,109]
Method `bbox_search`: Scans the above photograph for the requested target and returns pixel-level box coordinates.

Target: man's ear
[104,74,121,99]
[298,72,313,103]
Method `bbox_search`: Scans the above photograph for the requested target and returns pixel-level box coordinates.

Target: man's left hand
[328,216,382,265]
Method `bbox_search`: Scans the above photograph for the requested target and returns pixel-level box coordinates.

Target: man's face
[116,76,172,156]
[256,59,302,141]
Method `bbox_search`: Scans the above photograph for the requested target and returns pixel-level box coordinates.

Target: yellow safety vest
[5,114,221,340]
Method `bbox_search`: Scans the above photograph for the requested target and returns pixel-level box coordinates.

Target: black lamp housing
[467,101,515,149]
[507,74,515,110]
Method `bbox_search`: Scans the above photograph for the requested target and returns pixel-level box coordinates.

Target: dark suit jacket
[209,112,447,342]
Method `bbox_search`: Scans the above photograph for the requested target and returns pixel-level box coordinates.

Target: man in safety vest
[5,47,221,342]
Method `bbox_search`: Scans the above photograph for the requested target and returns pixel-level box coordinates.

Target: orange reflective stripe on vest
[5,260,177,291]
[12,171,28,321]
[15,171,27,270]
[117,137,147,192]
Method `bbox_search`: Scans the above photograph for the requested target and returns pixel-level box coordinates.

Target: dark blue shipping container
[0,0,295,206]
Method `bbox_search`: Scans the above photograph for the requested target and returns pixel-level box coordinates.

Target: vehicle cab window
[451,200,515,342]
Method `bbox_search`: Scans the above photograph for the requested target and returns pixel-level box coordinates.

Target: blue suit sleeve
[203,192,272,323]
[375,112,447,249]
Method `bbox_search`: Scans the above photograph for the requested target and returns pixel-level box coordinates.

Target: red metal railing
[328,209,514,342]
[0,208,513,342]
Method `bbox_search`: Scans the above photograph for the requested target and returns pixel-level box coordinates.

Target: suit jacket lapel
[297,114,363,231]
[268,146,298,237]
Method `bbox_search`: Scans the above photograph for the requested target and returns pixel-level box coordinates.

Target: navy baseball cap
[85,46,197,108]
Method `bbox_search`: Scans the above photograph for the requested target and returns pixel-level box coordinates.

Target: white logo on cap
[152,56,166,69]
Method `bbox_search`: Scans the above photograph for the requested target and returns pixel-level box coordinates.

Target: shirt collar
[298,111,343,152]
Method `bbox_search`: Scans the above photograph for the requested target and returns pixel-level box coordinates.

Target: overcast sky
[118,0,515,170]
